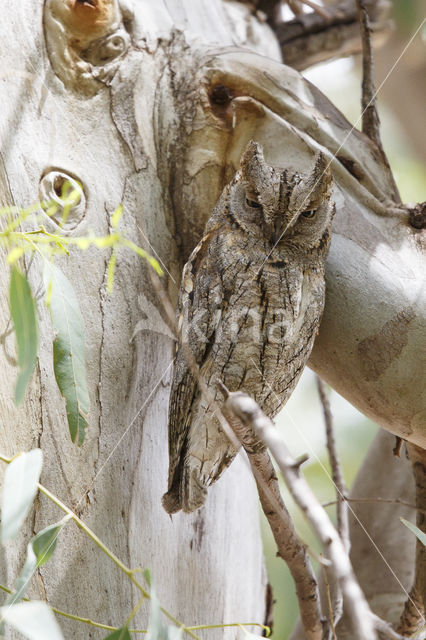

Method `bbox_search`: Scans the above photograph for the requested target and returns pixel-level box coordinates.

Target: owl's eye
[301,209,317,219]
[246,197,262,209]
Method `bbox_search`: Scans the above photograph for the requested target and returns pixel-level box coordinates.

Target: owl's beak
[264,210,295,246]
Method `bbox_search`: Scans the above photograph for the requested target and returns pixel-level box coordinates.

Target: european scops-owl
[163,141,334,514]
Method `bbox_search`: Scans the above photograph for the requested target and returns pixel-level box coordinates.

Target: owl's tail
[162,467,208,514]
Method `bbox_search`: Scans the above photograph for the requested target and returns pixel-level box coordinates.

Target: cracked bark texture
[0,0,424,638]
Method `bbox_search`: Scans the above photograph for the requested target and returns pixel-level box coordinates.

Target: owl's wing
[166,227,223,490]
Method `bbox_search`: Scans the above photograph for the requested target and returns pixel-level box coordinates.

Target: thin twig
[275,0,391,71]
[0,584,148,633]
[0,583,270,636]
[316,377,349,552]
[322,497,422,514]
[356,0,382,145]
[321,564,337,640]
[316,376,348,630]
[0,454,201,640]
[223,390,378,640]
[355,0,400,201]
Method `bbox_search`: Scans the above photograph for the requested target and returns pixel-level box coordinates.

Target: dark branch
[317,376,349,553]
[398,444,426,636]
[274,0,391,71]
[224,389,379,639]
[355,0,400,202]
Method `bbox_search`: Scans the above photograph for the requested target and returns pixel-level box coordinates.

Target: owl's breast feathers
[163,225,325,513]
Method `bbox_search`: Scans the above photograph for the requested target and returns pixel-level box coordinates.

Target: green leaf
[31,521,65,567]
[0,601,64,639]
[1,449,43,543]
[4,520,66,608]
[9,266,39,405]
[103,627,132,639]
[43,262,90,445]
[143,568,152,588]
[401,518,426,546]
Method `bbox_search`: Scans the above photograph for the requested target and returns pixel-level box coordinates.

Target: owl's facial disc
[235,141,334,245]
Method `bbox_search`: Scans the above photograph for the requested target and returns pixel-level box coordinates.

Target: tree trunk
[0,0,423,638]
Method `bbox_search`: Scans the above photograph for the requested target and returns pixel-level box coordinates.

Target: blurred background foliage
[262,1,425,636]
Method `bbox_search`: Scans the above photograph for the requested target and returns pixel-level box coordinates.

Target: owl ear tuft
[313,152,333,195]
[304,152,333,209]
[239,140,269,188]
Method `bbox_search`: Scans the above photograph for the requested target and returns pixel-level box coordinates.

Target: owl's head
[228,141,334,250]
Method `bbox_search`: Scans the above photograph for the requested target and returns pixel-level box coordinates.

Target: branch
[274,0,391,71]
[223,389,380,639]
[256,0,282,24]
[398,444,426,636]
[316,377,349,552]
[217,387,325,640]
[316,376,348,629]
[355,0,399,201]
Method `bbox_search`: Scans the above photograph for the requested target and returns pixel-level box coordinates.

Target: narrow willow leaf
[43,262,90,445]
[143,568,152,588]
[103,626,132,639]
[401,518,426,546]
[1,449,42,543]
[111,204,123,228]
[146,256,163,276]
[121,239,163,276]
[9,266,39,405]
[166,627,183,639]
[107,252,117,293]
[4,520,66,607]
[0,601,64,640]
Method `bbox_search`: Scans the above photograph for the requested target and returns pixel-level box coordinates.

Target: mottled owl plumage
[163,141,334,514]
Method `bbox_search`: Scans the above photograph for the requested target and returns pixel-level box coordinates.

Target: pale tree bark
[0,1,424,639]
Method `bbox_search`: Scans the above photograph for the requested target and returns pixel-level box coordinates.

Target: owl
[163,141,334,514]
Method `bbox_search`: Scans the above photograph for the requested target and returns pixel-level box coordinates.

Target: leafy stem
[0,454,199,639]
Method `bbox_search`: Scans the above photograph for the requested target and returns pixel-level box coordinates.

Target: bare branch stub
[256,0,283,25]
[408,202,426,230]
